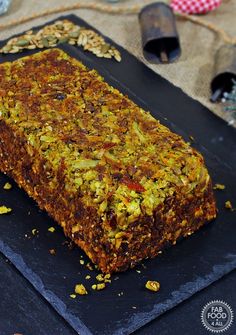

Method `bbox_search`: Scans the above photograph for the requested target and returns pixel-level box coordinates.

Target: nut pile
[0,20,121,62]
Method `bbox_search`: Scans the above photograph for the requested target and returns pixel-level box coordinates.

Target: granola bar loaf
[0,49,217,273]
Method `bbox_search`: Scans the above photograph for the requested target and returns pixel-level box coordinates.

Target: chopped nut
[3,182,12,190]
[225,200,235,210]
[213,183,225,190]
[145,280,160,292]
[0,206,12,214]
[49,248,56,255]
[86,262,93,271]
[96,274,104,282]
[48,226,55,232]
[32,228,38,235]
[75,284,88,295]
[92,283,106,290]
[70,294,76,299]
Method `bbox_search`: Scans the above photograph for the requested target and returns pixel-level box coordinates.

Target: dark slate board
[0,15,236,335]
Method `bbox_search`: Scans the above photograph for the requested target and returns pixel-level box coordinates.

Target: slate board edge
[0,240,91,335]
[1,240,236,335]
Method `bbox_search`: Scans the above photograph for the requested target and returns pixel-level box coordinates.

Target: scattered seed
[101,43,110,54]
[80,259,85,265]
[16,39,30,47]
[70,294,76,299]
[85,275,91,280]
[0,20,122,62]
[41,37,49,48]
[48,226,55,233]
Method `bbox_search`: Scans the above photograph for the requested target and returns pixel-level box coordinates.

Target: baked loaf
[0,49,216,273]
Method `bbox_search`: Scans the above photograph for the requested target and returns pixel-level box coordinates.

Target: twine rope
[0,2,235,45]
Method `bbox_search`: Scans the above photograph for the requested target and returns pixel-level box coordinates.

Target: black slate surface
[0,15,236,335]
[0,254,77,335]
[1,252,236,335]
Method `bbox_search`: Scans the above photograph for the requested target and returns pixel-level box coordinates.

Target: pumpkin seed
[101,43,110,54]
[16,39,30,47]
[0,19,122,62]
[41,38,49,47]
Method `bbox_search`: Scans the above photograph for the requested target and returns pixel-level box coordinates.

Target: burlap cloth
[0,0,235,126]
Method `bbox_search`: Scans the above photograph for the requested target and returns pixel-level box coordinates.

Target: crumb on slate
[75,284,88,295]
[225,200,235,211]
[213,183,226,190]
[0,205,12,214]
[145,280,160,292]
[48,226,55,233]
[92,283,106,290]
[32,228,38,235]
[49,248,56,255]
[3,182,12,190]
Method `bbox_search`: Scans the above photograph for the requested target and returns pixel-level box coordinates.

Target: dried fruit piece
[145,280,160,292]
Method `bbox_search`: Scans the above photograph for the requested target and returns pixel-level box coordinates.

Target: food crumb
[3,182,12,190]
[136,270,141,274]
[85,275,91,280]
[70,294,76,299]
[80,259,85,265]
[225,200,235,211]
[49,248,56,255]
[86,262,93,271]
[213,183,226,190]
[48,226,55,233]
[92,283,106,290]
[0,205,12,214]
[132,306,137,309]
[96,274,104,282]
[145,280,160,292]
[118,291,124,297]
[75,284,88,295]
[32,228,38,235]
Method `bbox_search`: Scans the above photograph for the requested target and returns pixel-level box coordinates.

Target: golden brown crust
[0,49,217,273]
